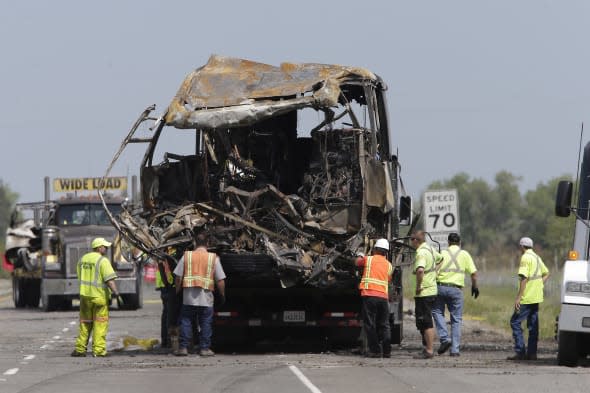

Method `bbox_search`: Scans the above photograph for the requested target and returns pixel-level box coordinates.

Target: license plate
[283,310,305,322]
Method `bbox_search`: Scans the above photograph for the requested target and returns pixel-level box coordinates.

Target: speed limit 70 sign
[423,189,459,233]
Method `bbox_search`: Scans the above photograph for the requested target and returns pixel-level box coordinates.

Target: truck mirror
[399,196,412,226]
[555,180,573,217]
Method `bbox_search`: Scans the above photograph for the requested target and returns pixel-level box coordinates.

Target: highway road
[0,280,588,393]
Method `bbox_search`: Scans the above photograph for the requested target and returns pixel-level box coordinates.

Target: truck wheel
[557,330,579,367]
[25,279,41,308]
[12,277,26,308]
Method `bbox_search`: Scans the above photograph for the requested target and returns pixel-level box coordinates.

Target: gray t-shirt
[173,252,226,307]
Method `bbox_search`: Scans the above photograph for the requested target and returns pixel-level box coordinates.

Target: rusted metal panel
[165,55,379,129]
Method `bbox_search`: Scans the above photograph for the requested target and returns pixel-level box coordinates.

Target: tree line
[416,171,575,268]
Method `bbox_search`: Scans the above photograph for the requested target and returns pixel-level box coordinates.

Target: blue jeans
[432,285,463,354]
[179,304,213,351]
[510,303,539,356]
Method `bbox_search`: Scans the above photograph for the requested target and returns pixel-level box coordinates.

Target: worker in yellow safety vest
[431,232,478,357]
[507,237,550,361]
[71,237,121,357]
[410,230,443,359]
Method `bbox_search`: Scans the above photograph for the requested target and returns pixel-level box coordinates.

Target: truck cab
[554,141,590,366]
[4,177,144,311]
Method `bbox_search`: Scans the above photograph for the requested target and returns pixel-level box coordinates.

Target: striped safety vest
[155,259,174,289]
[182,250,217,291]
[359,255,393,296]
[77,251,117,299]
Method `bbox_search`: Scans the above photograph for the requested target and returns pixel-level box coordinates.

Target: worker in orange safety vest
[173,233,226,357]
[354,238,393,358]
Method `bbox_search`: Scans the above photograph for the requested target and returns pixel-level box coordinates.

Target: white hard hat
[374,238,389,250]
[519,237,533,248]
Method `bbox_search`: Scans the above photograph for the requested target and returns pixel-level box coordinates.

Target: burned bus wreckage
[102,55,413,345]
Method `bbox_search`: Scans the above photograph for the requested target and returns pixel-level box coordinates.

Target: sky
[1,0,589,204]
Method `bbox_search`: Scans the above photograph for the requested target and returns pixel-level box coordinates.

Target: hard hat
[91,237,112,249]
[374,238,389,250]
[519,237,533,248]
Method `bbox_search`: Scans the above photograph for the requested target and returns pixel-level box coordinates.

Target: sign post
[423,189,460,249]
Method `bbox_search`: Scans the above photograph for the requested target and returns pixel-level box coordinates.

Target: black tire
[25,279,41,308]
[12,277,26,308]
[557,330,579,367]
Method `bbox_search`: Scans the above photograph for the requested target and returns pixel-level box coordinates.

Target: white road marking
[62,328,69,332]
[288,365,322,393]
[40,344,48,349]
[24,355,35,361]
[52,336,60,340]
[69,321,76,325]
[3,368,19,376]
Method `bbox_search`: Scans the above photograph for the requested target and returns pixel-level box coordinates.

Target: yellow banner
[53,177,128,192]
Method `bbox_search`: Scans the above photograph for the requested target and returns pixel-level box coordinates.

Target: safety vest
[413,243,441,297]
[359,255,393,297]
[155,260,174,289]
[77,251,117,300]
[437,245,477,287]
[519,249,549,305]
[182,250,217,291]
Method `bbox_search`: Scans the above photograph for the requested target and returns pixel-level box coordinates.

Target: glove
[115,294,124,308]
[471,287,480,299]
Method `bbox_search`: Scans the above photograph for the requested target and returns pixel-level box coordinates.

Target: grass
[403,269,560,340]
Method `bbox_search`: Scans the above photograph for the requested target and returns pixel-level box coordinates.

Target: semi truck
[3,176,144,311]
[101,55,414,348]
[555,141,590,366]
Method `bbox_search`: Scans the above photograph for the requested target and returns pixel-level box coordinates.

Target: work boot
[199,348,215,357]
[174,347,188,356]
[70,350,86,357]
[413,351,434,359]
[437,341,451,355]
[507,353,525,361]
